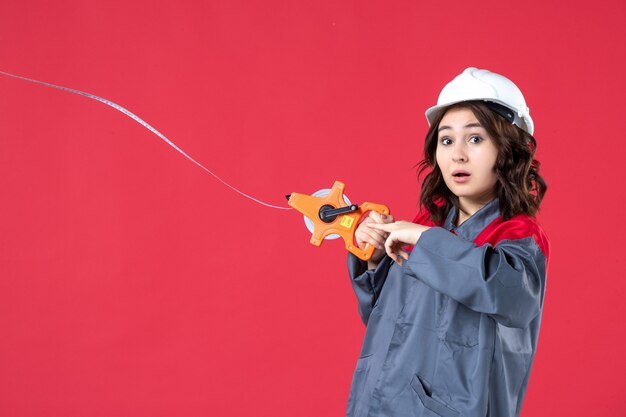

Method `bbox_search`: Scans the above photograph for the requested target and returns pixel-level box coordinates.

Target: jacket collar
[443,198,501,241]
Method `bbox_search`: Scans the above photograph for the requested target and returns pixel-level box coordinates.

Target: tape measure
[1,71,391,261]
[287,181,390,260]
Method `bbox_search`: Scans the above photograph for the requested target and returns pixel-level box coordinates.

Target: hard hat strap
[484,101,516,124]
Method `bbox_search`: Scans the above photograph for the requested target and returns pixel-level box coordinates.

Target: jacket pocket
[346,356,372,417]
[410,374,459,417]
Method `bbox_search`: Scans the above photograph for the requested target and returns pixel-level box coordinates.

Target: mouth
[451,170,471,183]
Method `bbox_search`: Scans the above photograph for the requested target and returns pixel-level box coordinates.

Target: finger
[384,233,410,266]
[393,249,407,266]
[368,211,380,223]
[385,247,400,265]
[364,234,385,250]
[384,232,397,259]
[359,215,374,225]
[369,211,386,224]
[355,221,389,249]
[368,222,393,232]
[363,225,389,241]
[388,248,402,266]
[361,223,388,239]
[356,229,386,249]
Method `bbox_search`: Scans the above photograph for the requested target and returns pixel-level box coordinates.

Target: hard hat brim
[424,99,534,135]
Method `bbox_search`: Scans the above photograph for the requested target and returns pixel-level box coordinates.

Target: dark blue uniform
[347,199,549,417]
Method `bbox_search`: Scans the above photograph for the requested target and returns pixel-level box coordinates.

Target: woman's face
[435,107,499,213]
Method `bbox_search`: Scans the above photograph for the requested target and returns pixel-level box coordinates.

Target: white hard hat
[425,67,534,135]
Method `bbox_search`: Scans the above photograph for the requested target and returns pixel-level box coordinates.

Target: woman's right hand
[355,211,395,265]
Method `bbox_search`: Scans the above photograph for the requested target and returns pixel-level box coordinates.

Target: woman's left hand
[368,221,430,265]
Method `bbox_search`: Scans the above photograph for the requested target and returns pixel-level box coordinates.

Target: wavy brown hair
[417,101,547,224]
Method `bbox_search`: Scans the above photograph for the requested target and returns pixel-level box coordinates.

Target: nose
[452,141,468,163]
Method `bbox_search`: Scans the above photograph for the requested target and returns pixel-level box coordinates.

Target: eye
[439,137,453,146]
[468,135,483,144]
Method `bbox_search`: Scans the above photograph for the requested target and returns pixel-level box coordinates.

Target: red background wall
[1,1,624,416]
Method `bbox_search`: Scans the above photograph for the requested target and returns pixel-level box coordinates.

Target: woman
[347,68,549,417]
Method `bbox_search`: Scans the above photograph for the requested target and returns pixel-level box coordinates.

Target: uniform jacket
[346,199,549,417]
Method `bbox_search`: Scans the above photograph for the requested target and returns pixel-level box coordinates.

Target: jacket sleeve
[347,254,393,325]
[405,227,548,328]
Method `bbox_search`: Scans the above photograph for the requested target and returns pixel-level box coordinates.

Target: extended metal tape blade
[303,189,351,240]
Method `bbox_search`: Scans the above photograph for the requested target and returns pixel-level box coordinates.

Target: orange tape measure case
[287,181,390,260]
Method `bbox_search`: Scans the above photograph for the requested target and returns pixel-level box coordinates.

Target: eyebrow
[438,122,483,133]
